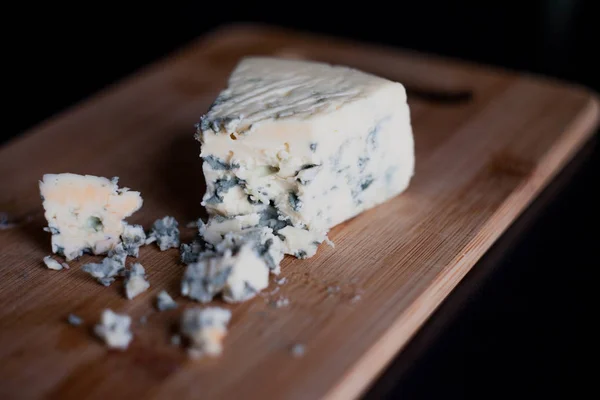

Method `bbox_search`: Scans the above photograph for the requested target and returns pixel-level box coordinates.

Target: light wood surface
[0,23,598,400]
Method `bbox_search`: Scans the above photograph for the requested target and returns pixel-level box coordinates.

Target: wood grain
[0,23,598,400]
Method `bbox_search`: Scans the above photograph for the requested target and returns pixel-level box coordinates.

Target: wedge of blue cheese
[39,173,143,261]
[195,56,415,259]
[181,307,231,358]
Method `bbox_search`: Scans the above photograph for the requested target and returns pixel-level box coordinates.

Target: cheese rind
[39,174,143,261]
[196,56,414,258]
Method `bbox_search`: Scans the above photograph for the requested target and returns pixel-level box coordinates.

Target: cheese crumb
[121,223,146,257]
[94,309,133,350]
[124,263,150,299]
[81,249,126,286]
[290,343,306,357]
[170,334,182,346]
[43,255,65,271]
[276,277,287,285]
[156,290,178,311]
[181,242,269,304]
[181,307,231,358]
[147,216,180,251]
[67,313,83,326]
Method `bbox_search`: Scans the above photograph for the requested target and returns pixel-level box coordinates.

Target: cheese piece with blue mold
[196,56,415,259]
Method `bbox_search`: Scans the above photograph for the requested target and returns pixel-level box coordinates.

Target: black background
[3,1,598,398]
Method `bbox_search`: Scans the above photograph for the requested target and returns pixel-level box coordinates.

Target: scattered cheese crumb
[276,277,287,285]
[94,309,133,350]
[270,296,290,308]
[0,212,15,230]
[181,307,231,358]
[181,243,269,304]
[121,223,146,257]
[327,285,341,295]
[81,249,126,286]
[139,315,148,325]
[170,334,181,346]
[124,263,150,299]
[290,343,306,357]
[67,313,83,326]
[43,255,65,271]
[350,294,362,304]
[156,290,178,311]
[147,216,180,251]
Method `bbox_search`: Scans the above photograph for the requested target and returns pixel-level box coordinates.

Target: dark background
[3,1,598,398]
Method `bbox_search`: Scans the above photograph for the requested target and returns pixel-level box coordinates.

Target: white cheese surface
[39,174,143,261]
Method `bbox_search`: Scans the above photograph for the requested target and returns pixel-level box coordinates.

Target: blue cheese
[156,290,178,311]
[181,307,231,358]
[39,174,143,261]
[121,223,146,257]
[181,241,269,303]
[147,216,180,251]
[43,255,68,271]
[93,309,133,350]
[81,247,126,286]
[195,56,414,259]
[67,313,83,326]
[124,263,150,299]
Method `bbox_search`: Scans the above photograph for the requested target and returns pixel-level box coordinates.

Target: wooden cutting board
[0,23,598,400]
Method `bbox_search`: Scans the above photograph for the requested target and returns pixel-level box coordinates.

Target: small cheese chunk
[156,290,178,311]
[82,247,127,287]
[195,56,414,259]
[94,309,133,350]
[181,242,269,303]
[181,307,231,358]
[124,263,150,299]
[121,223,146,257]
[147,216,180,251]
[213,227,284,274]
[39,174,143,261]
[43,255,66,271]
[67,313,83,326]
